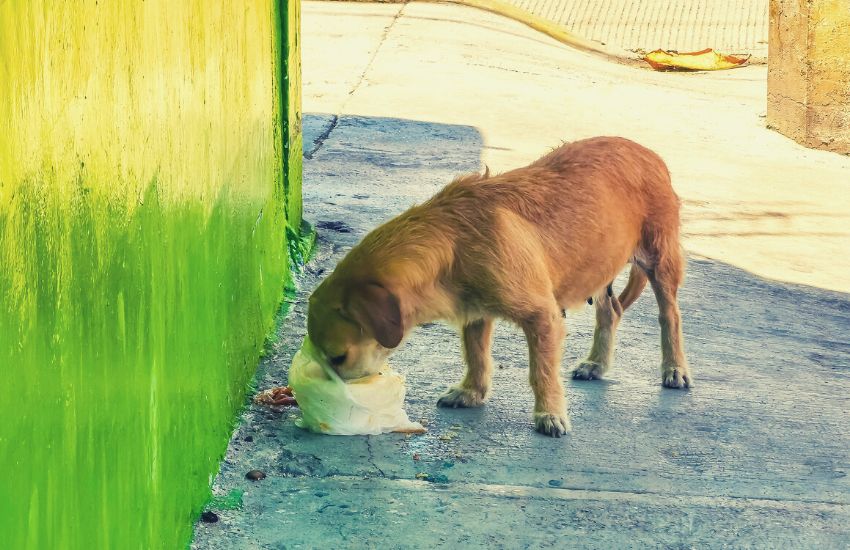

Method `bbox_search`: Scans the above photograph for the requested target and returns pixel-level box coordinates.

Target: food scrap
[254,386,298,408]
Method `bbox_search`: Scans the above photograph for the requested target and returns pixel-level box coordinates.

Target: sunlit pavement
[193,4,850,547]
[511,0,768,57]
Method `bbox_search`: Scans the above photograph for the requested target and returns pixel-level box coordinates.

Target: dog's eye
[329,353,347,367]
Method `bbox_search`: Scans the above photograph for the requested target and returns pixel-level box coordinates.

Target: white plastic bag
[288,337,426,436]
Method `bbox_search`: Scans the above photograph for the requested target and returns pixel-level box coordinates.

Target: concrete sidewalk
[193,113,850,549]
[193,3,850,548]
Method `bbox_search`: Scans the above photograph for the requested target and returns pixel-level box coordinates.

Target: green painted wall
[0,1,302,549]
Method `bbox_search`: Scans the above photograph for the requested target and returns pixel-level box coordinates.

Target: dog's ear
[346,282,404,349]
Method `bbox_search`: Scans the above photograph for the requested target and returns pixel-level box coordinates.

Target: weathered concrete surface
[302,1,850,294]
[768,0,850,154]
[192,113,850,549]
[193,4,850,547]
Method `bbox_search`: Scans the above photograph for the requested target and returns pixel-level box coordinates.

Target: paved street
[193,3,850,548]
[193,111,850,549]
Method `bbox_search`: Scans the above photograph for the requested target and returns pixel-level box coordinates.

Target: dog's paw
[533,412,572,438]
[662,365,692,389]
[436,386,487,408]
[572,360,606,381]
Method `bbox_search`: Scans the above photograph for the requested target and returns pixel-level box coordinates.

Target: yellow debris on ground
[644,48,750,71]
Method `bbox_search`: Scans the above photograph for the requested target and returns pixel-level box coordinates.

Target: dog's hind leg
[572,264,647,381]
[618,263,648,310]
[572,286,623,381]
[646,239,691,388]
[437,317,495,408]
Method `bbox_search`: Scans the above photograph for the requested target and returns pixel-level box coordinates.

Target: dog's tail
[618,263,648,311]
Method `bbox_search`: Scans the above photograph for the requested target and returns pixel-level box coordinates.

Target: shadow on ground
[193,114,850,549]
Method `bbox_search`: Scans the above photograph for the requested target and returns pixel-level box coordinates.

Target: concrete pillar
[767,0,850,154]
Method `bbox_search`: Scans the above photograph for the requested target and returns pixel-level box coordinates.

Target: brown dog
[307,136,691,437]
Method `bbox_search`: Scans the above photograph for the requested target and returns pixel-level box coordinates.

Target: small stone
[415,472,449,483]
[243,435,254,442]
[548,479,563,487]
[245,469,267,481]
[200,511,219,523]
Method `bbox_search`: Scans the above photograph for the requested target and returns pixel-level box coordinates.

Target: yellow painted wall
[768,0,850,153]
[0,1,301,548]
[807,0,850,152]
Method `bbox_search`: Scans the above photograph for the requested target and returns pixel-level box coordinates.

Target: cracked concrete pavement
[302,1,850,294]
[193,3,850,548]
[193,112,850,548]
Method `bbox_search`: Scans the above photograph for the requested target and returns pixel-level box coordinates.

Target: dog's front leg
[522,308,571,437]
[437,317,494,408]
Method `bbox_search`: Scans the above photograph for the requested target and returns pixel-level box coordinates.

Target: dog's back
[423,136,681,310]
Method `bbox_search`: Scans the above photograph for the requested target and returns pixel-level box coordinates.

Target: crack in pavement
[365,437,388,478]
[345,2,407,102]
[305,3,407,160]
[292,474,850,513]
[303,114,338,159]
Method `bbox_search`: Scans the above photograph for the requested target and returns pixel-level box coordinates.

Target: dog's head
[307,277,404,380]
